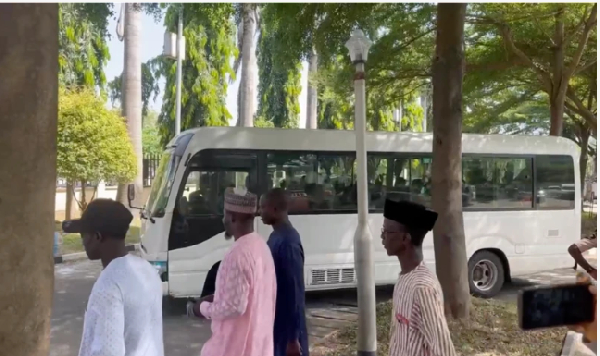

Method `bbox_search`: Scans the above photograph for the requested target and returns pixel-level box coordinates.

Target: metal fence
[143,154,161,187]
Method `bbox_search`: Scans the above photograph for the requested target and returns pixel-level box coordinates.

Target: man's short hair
[406,226,428,246]
[265,188,289,211]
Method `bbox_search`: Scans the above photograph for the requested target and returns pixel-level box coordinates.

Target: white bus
[131,127,580,298]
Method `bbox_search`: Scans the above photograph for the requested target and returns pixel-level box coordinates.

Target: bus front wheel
[468,250,505,298]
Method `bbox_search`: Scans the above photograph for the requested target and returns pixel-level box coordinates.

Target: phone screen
[519,283,595,330]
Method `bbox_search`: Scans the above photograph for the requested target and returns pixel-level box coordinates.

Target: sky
[104,5,309,128]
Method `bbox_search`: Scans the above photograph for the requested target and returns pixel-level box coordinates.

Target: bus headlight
[150,261,168,282]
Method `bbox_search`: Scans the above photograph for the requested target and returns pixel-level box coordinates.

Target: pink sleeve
[201,254,251,320]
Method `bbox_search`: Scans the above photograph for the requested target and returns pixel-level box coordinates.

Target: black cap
[62,199,133,238]
[384,199,438,232]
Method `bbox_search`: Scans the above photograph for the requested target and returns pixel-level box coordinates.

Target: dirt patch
[312,297,566,356]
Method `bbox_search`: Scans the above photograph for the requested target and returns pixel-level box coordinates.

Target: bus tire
[468,250,505,298]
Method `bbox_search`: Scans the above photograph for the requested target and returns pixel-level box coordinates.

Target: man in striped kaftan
[381,199,456,356]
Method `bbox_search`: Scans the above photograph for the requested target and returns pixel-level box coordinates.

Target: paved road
[52,259,208,356]
[50,257,592,356]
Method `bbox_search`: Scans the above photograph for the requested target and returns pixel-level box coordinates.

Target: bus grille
[311,268,355,285]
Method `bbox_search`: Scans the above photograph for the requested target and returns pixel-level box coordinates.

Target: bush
[58,87,136,190]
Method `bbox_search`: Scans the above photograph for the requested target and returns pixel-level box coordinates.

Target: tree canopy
[59,3,111,89]
[153,3,237,144]
[142,110,164,155]
[57,88,137,189]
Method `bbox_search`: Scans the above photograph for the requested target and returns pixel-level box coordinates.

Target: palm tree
[116,3,144,207]
[234,4,260,127]
[0,4,58,355]
[306,46,318,129]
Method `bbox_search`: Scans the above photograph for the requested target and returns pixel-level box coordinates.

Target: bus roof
[170,126,580,159]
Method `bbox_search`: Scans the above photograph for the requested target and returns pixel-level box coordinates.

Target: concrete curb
[56,244,140,264]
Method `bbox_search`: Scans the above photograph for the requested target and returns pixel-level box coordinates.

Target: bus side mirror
[127,184,136,208]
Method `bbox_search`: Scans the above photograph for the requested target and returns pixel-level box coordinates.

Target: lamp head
[345,29,372,63]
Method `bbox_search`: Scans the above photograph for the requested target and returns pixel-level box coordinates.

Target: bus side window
[266,152,357,213]
[178,170,252,217]
[536,155,575,210]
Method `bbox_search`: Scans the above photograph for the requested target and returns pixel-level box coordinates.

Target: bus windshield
[146,149,181,218]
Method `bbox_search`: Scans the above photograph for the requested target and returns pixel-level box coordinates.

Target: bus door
[167,150,258,297]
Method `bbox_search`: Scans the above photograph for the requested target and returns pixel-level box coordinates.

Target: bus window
[463,157,533,210]
[367,156,388,209]
[168,151,258,251]
[410,158,432,207]
[179,170,252,217]
[266,152,356,213]
[146,150,181,218]
[379,156,431,208]
[536,155,575,210]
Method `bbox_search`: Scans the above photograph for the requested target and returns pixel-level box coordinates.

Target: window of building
[462,157,533,210]
[536,155,575,209]
[266,152,357,213]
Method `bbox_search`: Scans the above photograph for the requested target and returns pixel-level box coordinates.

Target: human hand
[570,272,597,343]
[200,294,214,304]
[191,295,214,319]
[286,340,302,356]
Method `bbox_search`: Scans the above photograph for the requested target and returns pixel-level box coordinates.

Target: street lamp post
[345,29,377,356]
[174,5,183,136]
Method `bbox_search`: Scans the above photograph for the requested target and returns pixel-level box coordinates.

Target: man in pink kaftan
[190,187,277,356]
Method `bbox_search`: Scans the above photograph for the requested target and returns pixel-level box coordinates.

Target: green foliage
[142,111,163,155]
[256,5,302,128]
[260,4,434,132]
[155,3,237,145]
[254,117,275,128]
[108,62,161,117]
[466,3,597,133]
[59,3,111,89]
[58,88,137,185]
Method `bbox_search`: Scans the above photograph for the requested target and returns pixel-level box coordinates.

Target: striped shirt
[389,263,456,356]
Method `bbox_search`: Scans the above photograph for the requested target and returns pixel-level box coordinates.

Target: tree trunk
[549,7,566,137]
[431,3,470,319]
[0,4,58,355]
[115,183,127,205]
[306,47,318,129]
[116,65,128,206]
[65,181,74,220]
[80,180,88,211]
[421,89,429,132]
[238,4,257,127]
[119,3,144,208]
[549,94,566,136]
[580,128,590,195]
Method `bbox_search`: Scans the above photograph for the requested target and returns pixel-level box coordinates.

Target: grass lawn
[55,220,141,255]
[313,297,566,356]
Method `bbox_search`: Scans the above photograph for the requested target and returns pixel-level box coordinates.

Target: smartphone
[518,283,595,330]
